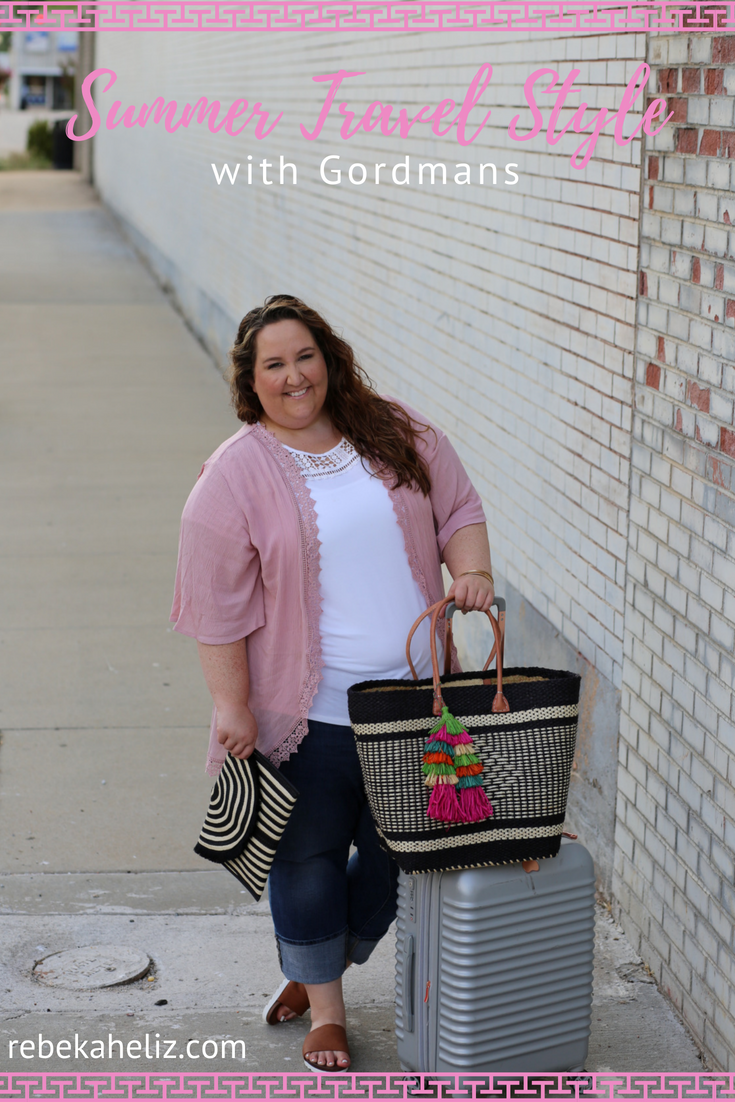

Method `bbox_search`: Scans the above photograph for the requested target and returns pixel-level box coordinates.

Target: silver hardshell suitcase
[395,841,595,1072]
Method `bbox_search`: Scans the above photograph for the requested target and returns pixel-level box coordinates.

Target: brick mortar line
[636,376,734,405]
[220,172,643,252]
[637,309,735,333]
[635,372,735,404]
[628,565,735,618]
[622,43,652,723]
[435,339,635,415]
[633,408,735,453]
[637,348,733,368]
[277,214,639,323]
[616,819,732,898]
[616,780,732,888]
[642,215,735,226]
[643,213,735,224]
[619,842,730,918]
[363,311,638,420]
[618,801,733,879]
[624,623,735,698]
[366,342,634,441]
[491,493,628,574]
[626,623,735,689]
[637,296,734,318]
[308,207,642,288]
[614,846,729,929]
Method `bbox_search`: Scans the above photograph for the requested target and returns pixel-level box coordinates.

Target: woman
[171,295,495,1072]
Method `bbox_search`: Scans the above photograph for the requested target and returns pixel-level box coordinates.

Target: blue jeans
[269,720,399,985]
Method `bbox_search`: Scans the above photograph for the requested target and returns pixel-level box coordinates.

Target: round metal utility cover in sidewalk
[33,946,151,989]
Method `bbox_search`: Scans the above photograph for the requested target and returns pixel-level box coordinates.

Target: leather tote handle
[406,596,506,678]
[443,596,506,677]
[406,597,509,717]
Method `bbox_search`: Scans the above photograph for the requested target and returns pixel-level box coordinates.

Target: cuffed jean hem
[277,928,384,984]
[346,933,382,967]
[277,930,349,985]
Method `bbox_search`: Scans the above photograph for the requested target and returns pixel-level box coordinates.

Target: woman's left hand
[447,573,495,614]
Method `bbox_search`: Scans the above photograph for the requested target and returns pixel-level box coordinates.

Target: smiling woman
[171,295,495,1072]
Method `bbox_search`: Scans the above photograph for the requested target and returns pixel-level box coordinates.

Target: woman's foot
[263,979,310,1025]
[302,1024,350,1071]
[302,977,350,1070]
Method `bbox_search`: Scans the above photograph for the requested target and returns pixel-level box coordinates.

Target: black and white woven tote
[194,749,299,901]
[347,597,581,874]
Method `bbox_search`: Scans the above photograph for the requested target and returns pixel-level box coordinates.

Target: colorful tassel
[456,773,484,788]
[423,752,455,765]
[460,785,494,822]
[427,780,462,822]
[424,772,459,787]
[422,762,455,776]
[456,763,484,777]
[422,708,463,822]
[421,705,493,824]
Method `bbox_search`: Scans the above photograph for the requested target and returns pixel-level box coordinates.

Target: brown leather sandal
[302,1024,351,1072]
[262,979,310,1025]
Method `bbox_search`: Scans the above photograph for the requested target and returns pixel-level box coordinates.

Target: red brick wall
[617,32,735,1071]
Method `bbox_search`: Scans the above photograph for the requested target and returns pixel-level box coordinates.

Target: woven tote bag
[347,597,581,874]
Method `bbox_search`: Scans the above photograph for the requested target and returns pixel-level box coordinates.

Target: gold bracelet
[459,569,495,586]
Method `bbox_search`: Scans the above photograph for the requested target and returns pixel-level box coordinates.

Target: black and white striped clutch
[194,750,299,901]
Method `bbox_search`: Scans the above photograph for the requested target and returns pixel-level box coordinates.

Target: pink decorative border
[1,0,734,31]
[1,1075,735,1099]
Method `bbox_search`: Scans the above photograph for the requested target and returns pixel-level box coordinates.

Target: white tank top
[284,438,436,725]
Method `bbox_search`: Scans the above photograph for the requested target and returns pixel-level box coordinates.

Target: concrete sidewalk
[0,171,706,1073]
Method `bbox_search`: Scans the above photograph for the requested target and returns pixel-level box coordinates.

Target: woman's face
[251,318,329,432]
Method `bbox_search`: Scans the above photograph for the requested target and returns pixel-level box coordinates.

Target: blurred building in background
[7,29,78,110]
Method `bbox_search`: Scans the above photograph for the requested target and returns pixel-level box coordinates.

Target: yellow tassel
[424,773,458,787]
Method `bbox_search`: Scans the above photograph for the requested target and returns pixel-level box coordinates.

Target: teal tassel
[457,774,485,789]
[424,739,456,755]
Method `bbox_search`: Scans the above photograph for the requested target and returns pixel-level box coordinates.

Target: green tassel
[428,705,465,737]
[453,753,480,767]
[422,763,455,776]
[442,706,466,735]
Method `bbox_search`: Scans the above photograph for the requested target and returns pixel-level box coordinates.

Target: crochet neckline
[283,437,361,479]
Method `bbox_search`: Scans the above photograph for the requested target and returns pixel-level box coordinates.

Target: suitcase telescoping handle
[406,596,509,717]
[401,934,415,1033]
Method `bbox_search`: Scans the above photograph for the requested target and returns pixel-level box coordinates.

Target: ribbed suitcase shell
[395,841,595,1072]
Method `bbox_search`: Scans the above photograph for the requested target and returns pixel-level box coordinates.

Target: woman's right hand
[215,702,259,760]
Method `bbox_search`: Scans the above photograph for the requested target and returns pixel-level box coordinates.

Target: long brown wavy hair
[229,295,432,494]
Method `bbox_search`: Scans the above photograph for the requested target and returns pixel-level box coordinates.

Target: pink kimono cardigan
[170,400,487,775]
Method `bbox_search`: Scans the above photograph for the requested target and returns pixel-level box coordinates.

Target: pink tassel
[427,782,463,823]
[460,786,494,823]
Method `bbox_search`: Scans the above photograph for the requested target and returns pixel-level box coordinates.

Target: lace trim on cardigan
[251,424,324,765]
[387,482,454,669]
[387,483,431,605]
[206,753,224,778]
[269,717,309,767]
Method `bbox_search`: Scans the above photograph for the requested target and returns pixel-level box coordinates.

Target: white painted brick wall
[93,30,644,696]
[91,26,735,1069]
[615,32,735,1073]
